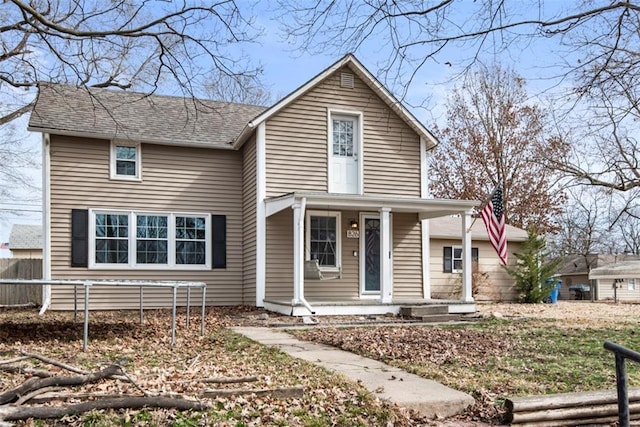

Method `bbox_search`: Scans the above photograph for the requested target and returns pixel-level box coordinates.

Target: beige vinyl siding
[429,239,521,301]
[242,135,257,304]
[596,278,640,301]
[305,211,360,300]
[265,209,293,300]
[392,213,423,299]
[49,135,244,310]
[265,210,362,301]
[265,65,421,198]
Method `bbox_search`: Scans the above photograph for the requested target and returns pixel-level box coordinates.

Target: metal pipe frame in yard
[604,341,640,427]
[0,279,207,351]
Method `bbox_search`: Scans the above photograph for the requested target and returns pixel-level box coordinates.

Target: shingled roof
[9,224,42,250]
[28,84,267,148]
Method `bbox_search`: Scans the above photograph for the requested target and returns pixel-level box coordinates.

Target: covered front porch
[263,192,479,316]
[264,297,476,317]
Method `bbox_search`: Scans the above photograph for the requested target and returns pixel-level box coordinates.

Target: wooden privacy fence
[0,259,43,306]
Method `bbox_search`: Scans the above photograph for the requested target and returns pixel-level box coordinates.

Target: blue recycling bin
[550,280,561,304]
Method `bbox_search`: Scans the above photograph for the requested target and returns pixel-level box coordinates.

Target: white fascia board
[265,194,296,217]
[265,192,478,219]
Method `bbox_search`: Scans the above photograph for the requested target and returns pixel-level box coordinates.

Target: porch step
[400,305,449,318]
[421,314,461,323]
[400,305,461,323]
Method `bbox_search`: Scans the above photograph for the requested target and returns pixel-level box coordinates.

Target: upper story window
[111,141,141,180]
[306,210,341,270]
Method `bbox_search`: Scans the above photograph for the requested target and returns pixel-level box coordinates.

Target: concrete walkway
[232,327,474,419]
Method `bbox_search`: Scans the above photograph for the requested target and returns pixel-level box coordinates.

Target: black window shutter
[443,246,452,273]
[472,247,479,264]
[71,209,89,267]
[212,215,226,269]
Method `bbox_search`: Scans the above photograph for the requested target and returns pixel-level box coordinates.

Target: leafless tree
[429,65,567,234]
[548,187,617,258]
[204,71,272,106]
[0,0,262,217]
[1,0,262,126]
[277,1,640,191]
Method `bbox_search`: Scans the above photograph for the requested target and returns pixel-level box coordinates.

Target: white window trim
[452,245,463,273]
[629,278,636,291]
[110,140,142,181]
[359,212,393,297]
[305,210,342,271]
[89,209,211,270]
[327,108,364,195]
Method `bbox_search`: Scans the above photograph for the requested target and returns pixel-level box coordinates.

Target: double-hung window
[90,210,210,269]
[443,246,479,273]
[629,278,636,291]
[306,211,341,270]
[110,141,141,180]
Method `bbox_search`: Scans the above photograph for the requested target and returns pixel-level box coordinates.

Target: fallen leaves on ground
[0,307,432,426]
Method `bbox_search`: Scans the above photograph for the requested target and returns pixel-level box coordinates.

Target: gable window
[306,211,341,269]
[89,210,213,269]
[629,278,636,291]
[332,118,355,157]
[111,141,141,180]
[443,246,479,273]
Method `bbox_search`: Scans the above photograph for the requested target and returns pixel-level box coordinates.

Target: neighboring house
[558,254,640,300]
[8,224,43,259]
[28,54,518,316]
[589,261,640,302]
[429,216,528,302]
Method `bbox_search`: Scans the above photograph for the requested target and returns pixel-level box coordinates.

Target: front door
[329,115,359,194]
[360,215,381,294]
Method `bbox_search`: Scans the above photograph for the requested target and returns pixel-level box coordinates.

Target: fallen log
[0,364,122,405]
[0,365,52,378]
[0,396,211,421]
[200,376,258,384]
[202,385,304,399]
[506,388,640,426]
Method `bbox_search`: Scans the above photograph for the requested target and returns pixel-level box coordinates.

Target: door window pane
[332,119,354,156]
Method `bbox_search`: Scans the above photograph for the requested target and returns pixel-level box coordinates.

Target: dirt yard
[475,300,640,323]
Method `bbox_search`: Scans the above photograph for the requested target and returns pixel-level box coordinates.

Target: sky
[0,1,578,257]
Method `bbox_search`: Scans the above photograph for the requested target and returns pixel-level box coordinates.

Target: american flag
[480,186,507,265]
[0,242,9,250]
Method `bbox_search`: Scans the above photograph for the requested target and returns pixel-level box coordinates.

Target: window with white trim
[91,210,210,269]
[306,211,341,269]
[443,246,479,273]
[629,278,636,291]
[110,141,141,180]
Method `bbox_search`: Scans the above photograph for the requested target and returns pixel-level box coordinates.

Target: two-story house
[28,54,518,316]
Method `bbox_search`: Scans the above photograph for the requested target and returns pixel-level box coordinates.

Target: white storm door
[329,115,359,194]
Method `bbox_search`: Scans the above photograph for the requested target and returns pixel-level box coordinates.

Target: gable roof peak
[233,53,438,149]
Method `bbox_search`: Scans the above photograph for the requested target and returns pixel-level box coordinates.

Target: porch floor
[263,297,476,317]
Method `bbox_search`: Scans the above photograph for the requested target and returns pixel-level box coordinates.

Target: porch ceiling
[265,192,479,218]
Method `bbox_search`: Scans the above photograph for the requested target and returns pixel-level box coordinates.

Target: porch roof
[265,192,479,219]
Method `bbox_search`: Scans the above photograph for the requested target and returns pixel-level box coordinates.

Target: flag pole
[467,185,498,233]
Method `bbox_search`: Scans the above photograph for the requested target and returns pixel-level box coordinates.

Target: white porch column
[256,122,266,307]
[420,139,431,299]
[292,201,305,305]
[461,211,474,303]
[421,219,431,299]
[380,207,392,303]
